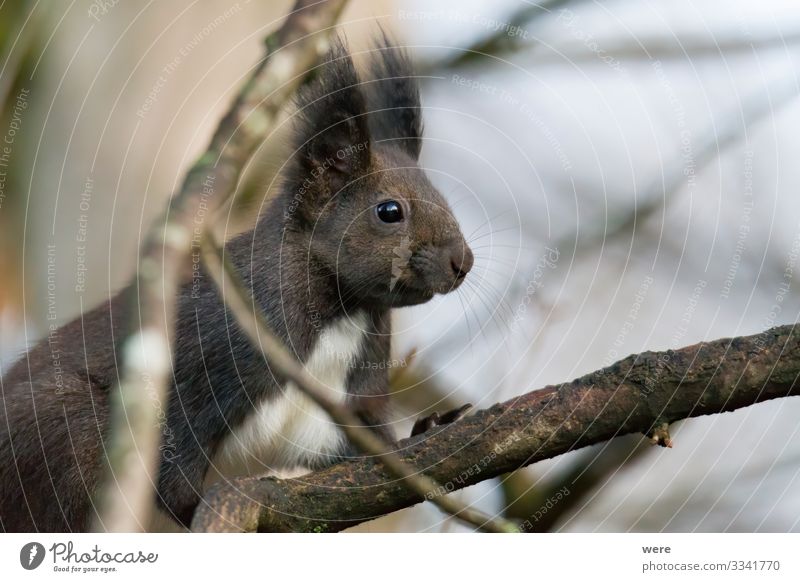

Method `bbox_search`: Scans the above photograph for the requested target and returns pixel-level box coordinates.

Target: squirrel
[0,35,474,532]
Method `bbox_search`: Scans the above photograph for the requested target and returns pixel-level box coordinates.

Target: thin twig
[419,0,584,73]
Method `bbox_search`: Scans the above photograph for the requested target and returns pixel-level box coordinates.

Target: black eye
[376,200,404,223]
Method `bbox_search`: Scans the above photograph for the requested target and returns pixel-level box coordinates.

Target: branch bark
[192,323,799,532]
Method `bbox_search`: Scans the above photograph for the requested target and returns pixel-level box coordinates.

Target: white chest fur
[211,311,368,478]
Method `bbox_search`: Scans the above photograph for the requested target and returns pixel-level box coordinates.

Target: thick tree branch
[192,323,799,532]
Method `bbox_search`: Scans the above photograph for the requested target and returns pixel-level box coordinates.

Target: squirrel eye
[376,200,404,223]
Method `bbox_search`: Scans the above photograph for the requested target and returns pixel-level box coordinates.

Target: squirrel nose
[449,243,474,280]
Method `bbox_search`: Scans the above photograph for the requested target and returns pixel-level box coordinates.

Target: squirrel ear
[303,112,370,188]
[366,31,422,159]
[293,38,371,194]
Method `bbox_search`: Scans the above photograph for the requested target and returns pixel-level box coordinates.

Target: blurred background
[1,0,799,532]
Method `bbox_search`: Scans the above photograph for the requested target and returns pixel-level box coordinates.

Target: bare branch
[192,324,799,532]
[559,80,798,262]
[419,0,584,73]
[500,436,648,532]
[527,34,800,65]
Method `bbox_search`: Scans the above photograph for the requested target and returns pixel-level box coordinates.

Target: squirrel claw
[648,422,674,448]
[410,403,473,437]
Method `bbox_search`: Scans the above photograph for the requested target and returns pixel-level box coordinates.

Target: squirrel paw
[410,403,473,437]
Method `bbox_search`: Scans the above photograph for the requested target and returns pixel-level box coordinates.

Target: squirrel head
[280,35,473,309]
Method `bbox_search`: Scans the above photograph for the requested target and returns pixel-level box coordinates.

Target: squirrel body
[211,310,370,477]
[0,36,473,532]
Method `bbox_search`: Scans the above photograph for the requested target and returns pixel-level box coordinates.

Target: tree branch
[192,323,799,532]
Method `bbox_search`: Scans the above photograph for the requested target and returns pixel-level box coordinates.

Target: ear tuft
[291,37,371,196]
[365,30,423,159]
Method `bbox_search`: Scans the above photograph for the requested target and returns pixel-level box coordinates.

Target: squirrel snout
[448,243,474,281]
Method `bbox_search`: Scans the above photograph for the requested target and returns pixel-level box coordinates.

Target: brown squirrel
[0,36,473,532]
